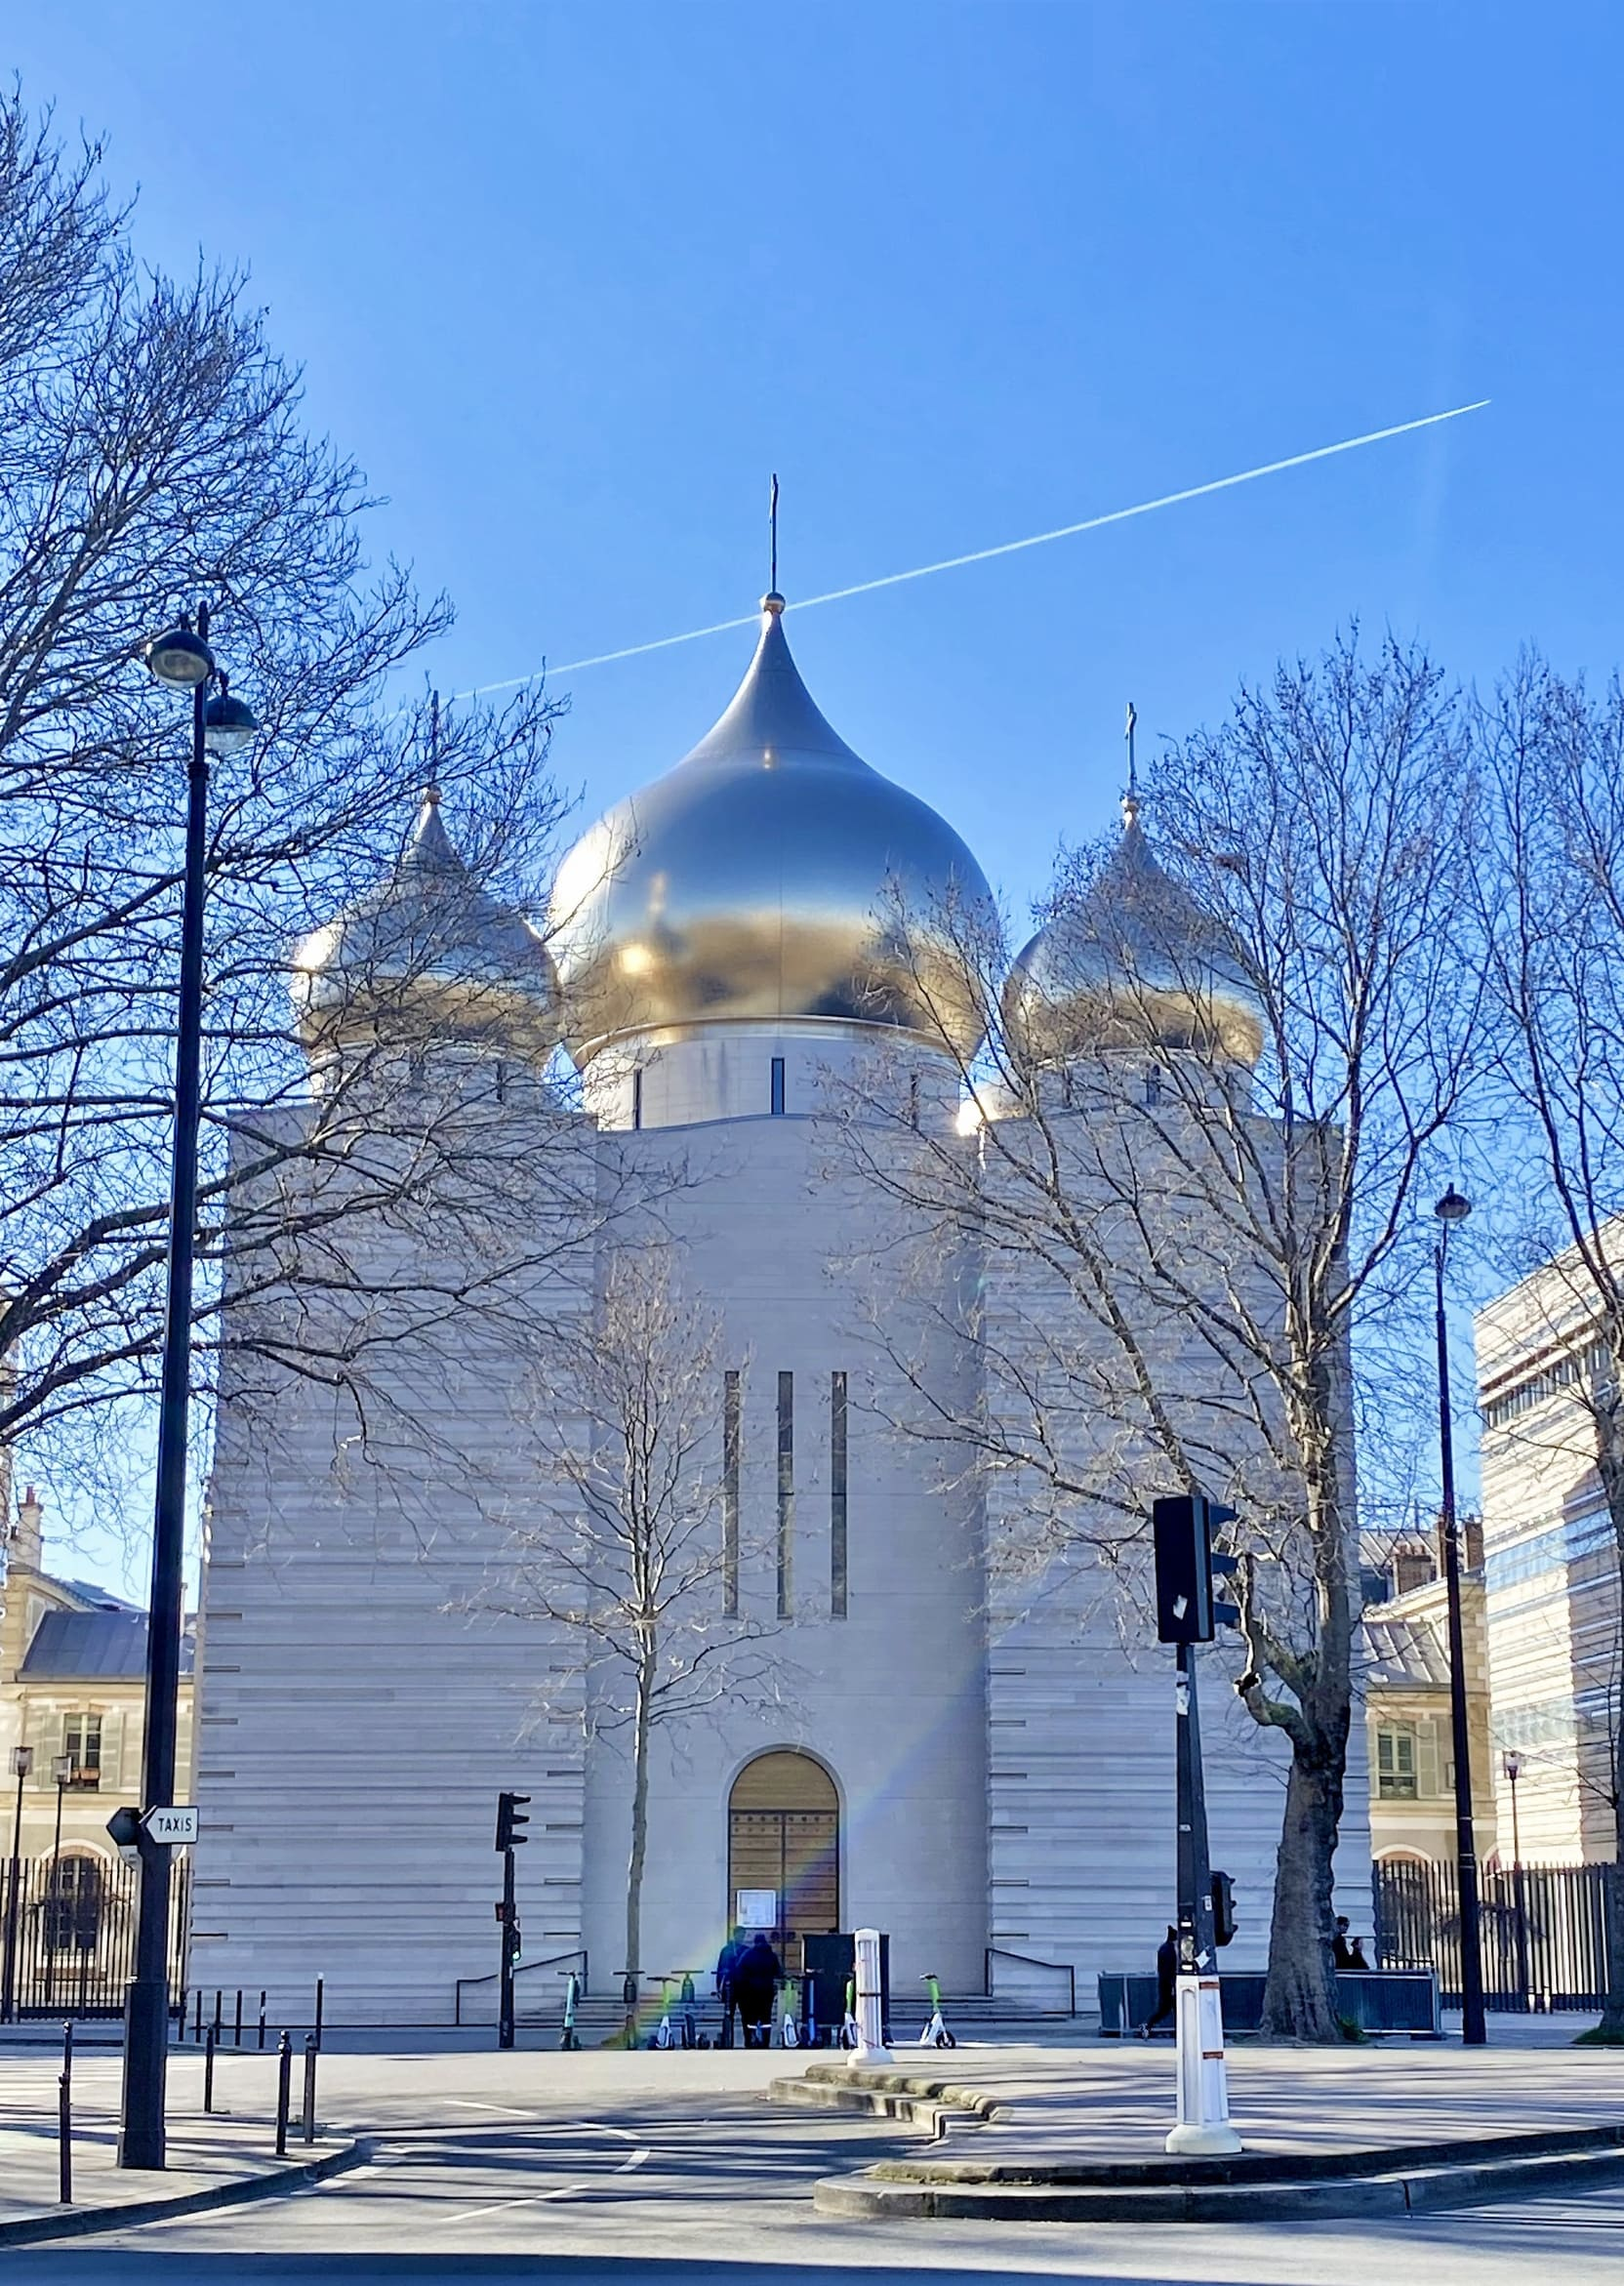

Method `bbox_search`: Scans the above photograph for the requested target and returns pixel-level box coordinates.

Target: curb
[0,2135,372,2248]
[769,2064,1012,2141]
[815,2125,1624,2224]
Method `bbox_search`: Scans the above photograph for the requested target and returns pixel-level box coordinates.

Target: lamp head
[10,1745,33,1778]
[203,678,258,756]
[1434,1184,1472,1226]
[144,611,216,690]
[1503,1749,1522,1782]
[51,1753,72,1786]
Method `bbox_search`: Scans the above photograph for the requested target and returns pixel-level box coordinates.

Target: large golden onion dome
[1004,794,1264,1068]
[548,597,993,1066]
[292,791,558,1061]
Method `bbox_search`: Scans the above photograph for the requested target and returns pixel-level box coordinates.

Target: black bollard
[192,1988,203,2043]
[258,1989,267,2051]
[58,2021,72,2205]
[203,2022,217,2114]
[234,1988,244,2048]
[302,2033,318,2143]
[274,2030,292,2157]
[313,1977,324,2052]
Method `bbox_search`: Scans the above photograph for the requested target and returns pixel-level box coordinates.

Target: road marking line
[439,2143,651,2225]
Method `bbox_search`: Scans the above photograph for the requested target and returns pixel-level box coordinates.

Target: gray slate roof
[19,1609,196,1683]
[1364,1610,1450,1692]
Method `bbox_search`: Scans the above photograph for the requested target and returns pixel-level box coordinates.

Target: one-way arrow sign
[141,1805,199,1846]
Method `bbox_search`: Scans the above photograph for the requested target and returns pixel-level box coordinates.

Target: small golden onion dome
[292,792,558,1061]
[1004,797,1264,1068]
[548,602,993,1067]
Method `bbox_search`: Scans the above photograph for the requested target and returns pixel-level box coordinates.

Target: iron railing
[0,1854,191,2019]
[454,1946,589,2025]
[1374,1857,1620,2011]
[984,1944,1076,2015]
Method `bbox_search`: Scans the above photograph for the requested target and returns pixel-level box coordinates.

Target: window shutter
[1417,1717,1441,1800]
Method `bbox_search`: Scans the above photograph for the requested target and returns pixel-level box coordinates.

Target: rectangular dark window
[770,1056,786,1116]
[831,1370,848,1618]
[777,1370,794,1617]
[63,1713,102,1790]
[722,1369,741,1618]
[631,1068,643,1130]
[908,1073,919,1129]
[1377,1725,1419,1801]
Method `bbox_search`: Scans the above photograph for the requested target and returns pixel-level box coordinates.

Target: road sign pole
[1167,1642,1241,2156]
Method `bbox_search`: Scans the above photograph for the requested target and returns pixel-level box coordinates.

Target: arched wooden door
[727,1750,839,1973]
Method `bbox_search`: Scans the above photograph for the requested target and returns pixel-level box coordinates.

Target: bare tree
[0,91,572,1532]
[1479,658,1624,2036]
[471,1247,784,1997]
[834,634,1484,2038]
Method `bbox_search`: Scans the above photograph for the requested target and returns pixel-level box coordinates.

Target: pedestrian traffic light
[495,1791,530,1852]
[1210,1870,1238,1947]
[1153,1494,1240,1643]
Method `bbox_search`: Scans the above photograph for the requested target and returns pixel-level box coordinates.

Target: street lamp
[120,605,257,2172]
[44,1753,73,2013]
[2,1744,34,2022]
[1504,1749,1530,2008]
[1435,1184,1485,2044]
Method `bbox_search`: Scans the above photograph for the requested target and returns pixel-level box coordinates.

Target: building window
[1146,1066,1162,1108]
[722,1370,741,1618]
[831,1371,848,1619]
[777,1370,794,1617]
[44,1852,102,1954]
[1376,1725,1419,1801]
[908,1073,920,1129]
[770,1056,786,1116]
[62,1714,102,1791]
[631,1068,643,1130]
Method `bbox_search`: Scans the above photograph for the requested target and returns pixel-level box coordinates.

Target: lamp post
[1,1745,33,2021]
[44,1753,72,2013]
[119,607,257,2171]
[1504,1749,1529,2008]
[1435,1183,1485,2044]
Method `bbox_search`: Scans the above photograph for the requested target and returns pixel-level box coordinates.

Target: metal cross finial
[1124,701,1138,797]
[769,473,780,596]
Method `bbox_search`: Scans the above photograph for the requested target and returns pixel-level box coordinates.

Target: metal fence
[0,1854,191,2019]
[1374,1856,1620,2011]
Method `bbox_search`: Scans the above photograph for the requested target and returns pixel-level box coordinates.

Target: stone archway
[726,1749,839,1973]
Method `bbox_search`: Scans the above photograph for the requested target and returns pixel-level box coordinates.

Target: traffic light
[1153,1494,1239,1643]
[1210,1870,1238,1947]
[495,1791,530,1852]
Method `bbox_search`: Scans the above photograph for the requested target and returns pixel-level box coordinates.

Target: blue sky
[13,1,1617,1584]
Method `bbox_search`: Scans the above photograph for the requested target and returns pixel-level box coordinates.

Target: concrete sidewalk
[0,2043,361,2244]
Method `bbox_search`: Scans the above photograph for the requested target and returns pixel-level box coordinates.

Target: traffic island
[814,2122,1624,2221]
[769,2062,1011,2137]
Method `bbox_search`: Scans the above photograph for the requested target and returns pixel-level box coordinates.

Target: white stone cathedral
[190,593,1371,2024]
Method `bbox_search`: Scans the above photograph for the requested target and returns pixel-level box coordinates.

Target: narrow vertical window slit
[831,1370,848,1618]
[777,1370,794,1618]
[722,1369,741,1617]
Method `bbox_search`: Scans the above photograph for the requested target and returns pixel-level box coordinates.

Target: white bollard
[849,1927,891,2065]
[1164,1974,1243,2156]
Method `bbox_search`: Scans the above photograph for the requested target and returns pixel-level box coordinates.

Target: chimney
[13,1486,42,1572]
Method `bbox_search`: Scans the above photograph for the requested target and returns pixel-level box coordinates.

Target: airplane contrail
[465,399,1489,700]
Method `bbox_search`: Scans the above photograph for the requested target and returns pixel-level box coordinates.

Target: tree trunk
[624,1663,653,1992]
[1260,1748,1344,2041]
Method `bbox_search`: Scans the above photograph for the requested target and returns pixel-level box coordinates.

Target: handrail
[984,1944,1076,2015]
[454,1947,588,2026]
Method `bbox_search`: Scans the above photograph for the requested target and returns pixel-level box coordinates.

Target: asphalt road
[4,2082,1624,2284]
